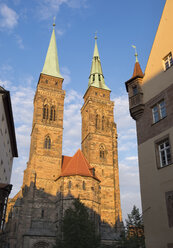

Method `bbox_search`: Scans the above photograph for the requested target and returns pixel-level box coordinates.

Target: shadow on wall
[0,182,123,248]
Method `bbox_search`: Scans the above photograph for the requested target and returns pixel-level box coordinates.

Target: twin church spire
[88,35,110,91]
[42,25,110,91]
[42,24,63,79]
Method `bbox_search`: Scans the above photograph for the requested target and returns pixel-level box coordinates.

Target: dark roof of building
[60,149,100,181]
[0,87,18,157]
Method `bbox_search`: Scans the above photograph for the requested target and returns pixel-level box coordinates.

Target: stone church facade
[5,26,122,248]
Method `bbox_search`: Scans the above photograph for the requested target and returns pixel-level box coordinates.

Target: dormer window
[163,52,173,70]
[93,74,95,81]
[98,75,101,81]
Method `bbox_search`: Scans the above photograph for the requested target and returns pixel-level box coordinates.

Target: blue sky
[0,0,165,221]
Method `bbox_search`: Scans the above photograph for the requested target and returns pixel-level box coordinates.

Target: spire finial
[53,16,56,27]
[132,45,138,62]
[94,31,97,40]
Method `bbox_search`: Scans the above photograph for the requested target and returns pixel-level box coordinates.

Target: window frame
[152,99,166,124]
[155,136,172,169]
[163,52,173,71]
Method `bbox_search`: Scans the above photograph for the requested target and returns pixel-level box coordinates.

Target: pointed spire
[88,34,110,91]
[42,22,63,79]
[131,45,144,78]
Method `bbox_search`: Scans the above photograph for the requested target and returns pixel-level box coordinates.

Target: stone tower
[5,25,65,248]
[23,25,65,192]
[81,35,122,240]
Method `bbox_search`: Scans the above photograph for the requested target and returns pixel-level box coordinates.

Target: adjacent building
[125,0,173,247]
[0,86,18,231]
[5,26,122,248]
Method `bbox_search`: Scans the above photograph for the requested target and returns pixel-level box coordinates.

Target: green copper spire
[42,23,63,79]
[88,34,110,91]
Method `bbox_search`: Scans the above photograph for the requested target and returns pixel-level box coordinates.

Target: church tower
[23,24,65,194]
[81,35,122,239]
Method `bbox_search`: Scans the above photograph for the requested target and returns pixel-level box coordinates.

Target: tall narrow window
[44,136,51,149]
[41,209,44,218]
[93,74,95,81]
[68,181,72,189]
[98,74,101,81]
[132,85,138,96]
[96,114,98,129]
[102,116,105,130]
[43,104,49,120]
[83,181,86,190]
[100,145,105,159]
[50,106,56,121]
[158,139,171,167]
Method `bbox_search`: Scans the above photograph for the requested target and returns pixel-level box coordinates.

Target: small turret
[125,46,144,120]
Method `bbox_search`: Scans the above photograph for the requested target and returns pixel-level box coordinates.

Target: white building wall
[0,94,14,184]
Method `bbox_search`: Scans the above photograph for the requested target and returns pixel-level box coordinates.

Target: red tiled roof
[132,62,144,78]
[62,155,72,171]
[60,149,100,181]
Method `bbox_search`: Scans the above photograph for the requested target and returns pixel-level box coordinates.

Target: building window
[132,85,138,96]
[68,181,72,189]
[43,104,49,120]
[41,209,44,218]
[98,74,101,81]
[163,53,173,70]
[50,106,56,121]
[95,114,98,129]
[165,191,173,228]
[83,181,86,190]
[102,116,105,130]
[44,136,51,149]
[157,139,171,168]
[100,144,105,159]
[152,100,166,123]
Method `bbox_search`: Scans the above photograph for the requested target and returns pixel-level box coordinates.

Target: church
[5,24,122,248]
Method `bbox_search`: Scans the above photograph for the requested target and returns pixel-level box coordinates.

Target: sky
[0,0,166,221]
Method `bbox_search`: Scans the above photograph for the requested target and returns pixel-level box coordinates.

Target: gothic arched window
[102,116,105,130]
[44,136,51,149]
[50,106,56,121]
[43,104,49,120]
[100,144,105,159]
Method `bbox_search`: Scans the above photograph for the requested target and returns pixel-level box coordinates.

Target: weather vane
[53,16,56,27]
[132,45,138,62]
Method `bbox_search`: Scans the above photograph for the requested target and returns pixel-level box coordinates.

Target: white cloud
[125,156,138,161]
[0,4,19,29]
[56,29,65,36]
[62,67,71,85]
[15,34,24,49]
[37,0,87,20]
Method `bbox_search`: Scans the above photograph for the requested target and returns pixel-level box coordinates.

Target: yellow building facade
[126,0,173,247]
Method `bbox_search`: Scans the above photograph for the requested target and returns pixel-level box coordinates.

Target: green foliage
[117,206,145,248]
[54,198,100,248]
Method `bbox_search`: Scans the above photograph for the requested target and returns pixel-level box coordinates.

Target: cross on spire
[132,45,139,63]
